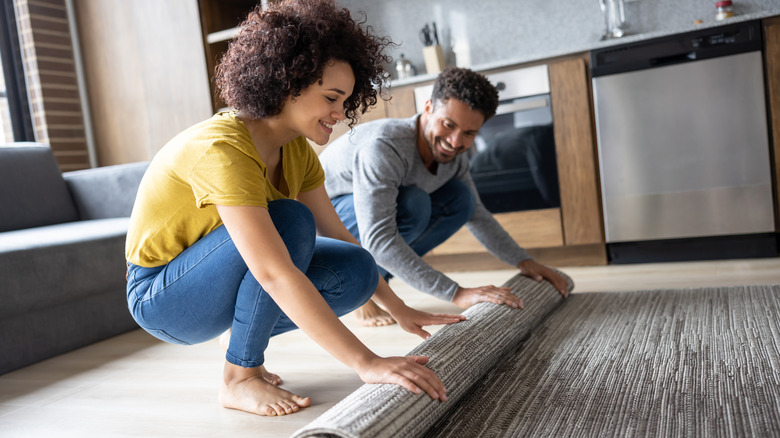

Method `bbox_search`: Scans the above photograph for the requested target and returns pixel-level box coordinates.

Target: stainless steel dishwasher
[591,20,776,263]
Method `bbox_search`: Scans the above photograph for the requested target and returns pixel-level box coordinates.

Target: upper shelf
[207,27,239,44]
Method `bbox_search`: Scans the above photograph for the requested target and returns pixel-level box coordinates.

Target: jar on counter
[395,54,416,80]
[716,1,734,21]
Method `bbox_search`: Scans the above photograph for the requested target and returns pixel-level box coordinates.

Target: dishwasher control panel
[591,20,761,77]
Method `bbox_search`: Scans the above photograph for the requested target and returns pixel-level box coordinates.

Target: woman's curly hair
[215,0,392,127]
[431,66,499,121]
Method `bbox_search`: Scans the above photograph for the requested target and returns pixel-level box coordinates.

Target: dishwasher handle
[649,51,696,67]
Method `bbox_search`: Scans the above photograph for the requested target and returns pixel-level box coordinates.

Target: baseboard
[607,233,778,264]
[423,243,608,272]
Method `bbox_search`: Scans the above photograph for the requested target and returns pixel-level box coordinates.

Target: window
[0,55,11,142]
[0,0,33,142]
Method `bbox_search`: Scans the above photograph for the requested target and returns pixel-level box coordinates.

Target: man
[319,66,569,325]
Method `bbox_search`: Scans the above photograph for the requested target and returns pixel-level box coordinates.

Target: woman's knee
[312,242,378,315]
[268,199,316,267]
[352,245,379,301]
[268,199,315,235]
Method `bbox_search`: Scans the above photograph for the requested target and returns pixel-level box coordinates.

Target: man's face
[421,98,485,164]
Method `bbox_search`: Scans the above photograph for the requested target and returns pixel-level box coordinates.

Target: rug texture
[293,276,780,438]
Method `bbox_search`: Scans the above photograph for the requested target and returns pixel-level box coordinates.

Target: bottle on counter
[715,0,735,21]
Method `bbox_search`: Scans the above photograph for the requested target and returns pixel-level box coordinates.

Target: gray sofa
[0,143,148,374]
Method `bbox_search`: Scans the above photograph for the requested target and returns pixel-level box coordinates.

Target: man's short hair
[430,66,499,121]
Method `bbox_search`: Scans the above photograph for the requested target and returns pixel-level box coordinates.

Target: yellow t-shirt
[125,111,325,267]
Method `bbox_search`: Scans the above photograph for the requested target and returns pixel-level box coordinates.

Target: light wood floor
[1,258,779,437]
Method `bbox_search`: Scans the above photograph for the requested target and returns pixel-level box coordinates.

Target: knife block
[422,45,445,74]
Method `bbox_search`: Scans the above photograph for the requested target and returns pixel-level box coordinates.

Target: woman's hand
[389,305,465,340]
[356,355,448,401]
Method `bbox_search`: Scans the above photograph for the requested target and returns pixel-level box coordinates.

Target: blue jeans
[331,179,476,279]
[126,199,377,368]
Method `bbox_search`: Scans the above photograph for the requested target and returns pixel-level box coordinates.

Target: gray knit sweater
[319,115,531,301]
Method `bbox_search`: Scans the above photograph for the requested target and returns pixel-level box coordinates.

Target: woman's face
[282,60,355,145]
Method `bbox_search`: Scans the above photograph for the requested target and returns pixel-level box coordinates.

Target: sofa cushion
[64,162,149,220]
[0,217,130,318]
[0,287,137,375]
[0,143,80,232]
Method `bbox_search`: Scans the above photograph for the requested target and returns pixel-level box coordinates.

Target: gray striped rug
[293,276,780,438]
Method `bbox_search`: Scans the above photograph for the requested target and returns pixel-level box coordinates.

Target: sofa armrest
[63,162,149,220]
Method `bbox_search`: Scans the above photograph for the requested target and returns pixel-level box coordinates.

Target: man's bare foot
[353,299,396,327]
[218,330,282,385]
[219,362,311,416]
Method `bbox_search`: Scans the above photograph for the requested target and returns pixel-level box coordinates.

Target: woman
[125,0,464,417]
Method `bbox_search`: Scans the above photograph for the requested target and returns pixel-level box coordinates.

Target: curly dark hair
[215,0,393,127]
[430,66,499,121]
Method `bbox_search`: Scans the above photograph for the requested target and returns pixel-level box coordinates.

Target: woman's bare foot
[219,362,310,416]
[258,365,283,386]
[219,329,232,350]
[218,330,282,385]
[353,299,396,327]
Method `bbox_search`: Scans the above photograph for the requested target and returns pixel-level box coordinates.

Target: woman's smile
[321,120,336,133]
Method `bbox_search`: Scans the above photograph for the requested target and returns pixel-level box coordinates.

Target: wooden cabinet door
[763,16,780,231]
[549,57,604,246]
[75,0,213,164]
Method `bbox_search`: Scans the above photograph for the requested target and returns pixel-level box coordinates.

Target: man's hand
[389,305,466,340]
[518,259,570,298]
[452,285,524,310]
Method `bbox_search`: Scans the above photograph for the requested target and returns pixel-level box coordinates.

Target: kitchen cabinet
[764,16,780,232]
[383,85,418,119]
[74,0,212,165]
